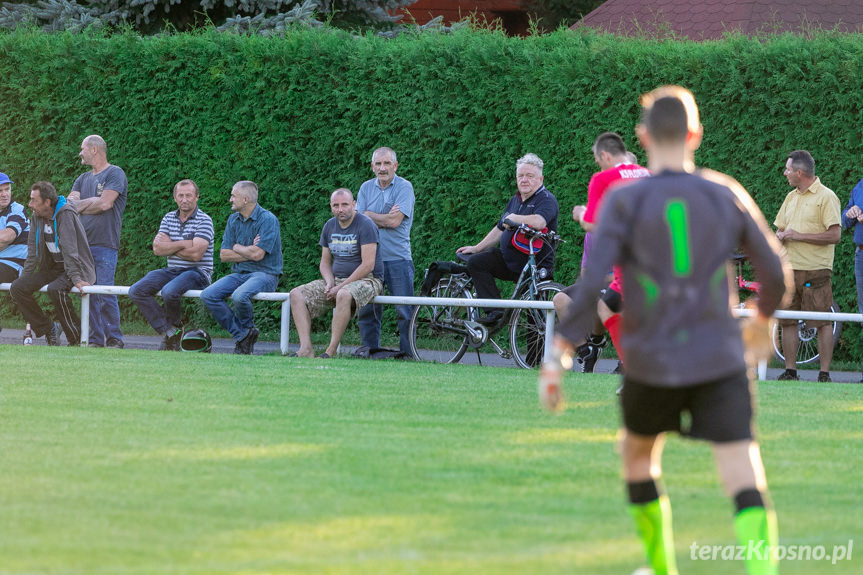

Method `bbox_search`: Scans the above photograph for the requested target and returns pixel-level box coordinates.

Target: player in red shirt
[553,132,649,372]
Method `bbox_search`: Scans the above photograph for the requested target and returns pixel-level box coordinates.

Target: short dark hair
[173,179,199,195]
[640,85,700,144]
[643,96,689,143]
[593,132,627,157]
[330,187,354,202]
[31,181,58,207]
[787,150,815,176]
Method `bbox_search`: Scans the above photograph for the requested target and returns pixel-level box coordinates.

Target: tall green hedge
[2,26,863,357]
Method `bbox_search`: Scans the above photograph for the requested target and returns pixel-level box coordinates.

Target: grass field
[0,347,861,575]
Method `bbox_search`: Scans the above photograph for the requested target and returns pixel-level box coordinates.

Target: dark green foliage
[526,0,604,31]
[1,27,863,357]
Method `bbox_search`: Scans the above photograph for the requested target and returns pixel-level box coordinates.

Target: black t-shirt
[497,186,559,273]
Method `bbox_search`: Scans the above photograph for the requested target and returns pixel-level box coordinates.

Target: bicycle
[408,220,565,369]
[733,253,841,365]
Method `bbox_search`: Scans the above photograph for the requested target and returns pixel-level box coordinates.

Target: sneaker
[575,340,603,373]
[777,369,799,381]
[612,360,624,375]
[45,323,60,346]
[817,371,832,383]
[159,328,182,351]
[106,337,125,349]
[235,327,259,355]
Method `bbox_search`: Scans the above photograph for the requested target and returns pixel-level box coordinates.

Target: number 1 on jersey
[665,199,692,277]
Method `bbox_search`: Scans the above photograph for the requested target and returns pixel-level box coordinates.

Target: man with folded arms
[129,179,214,351]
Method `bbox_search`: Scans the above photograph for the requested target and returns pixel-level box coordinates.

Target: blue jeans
[856,248,863,315]
[90,246,123,346]
[200,271,278,341]
[129,267,210,335]
[358,259,414,353]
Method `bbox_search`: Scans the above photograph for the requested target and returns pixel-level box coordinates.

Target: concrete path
[1,326,860,383]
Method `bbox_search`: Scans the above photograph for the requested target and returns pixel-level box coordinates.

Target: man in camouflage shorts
[289,188,384,358]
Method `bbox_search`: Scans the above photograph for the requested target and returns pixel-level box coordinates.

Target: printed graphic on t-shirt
[43,223,59,254]
[43,222,62,263]
[330,234,359,258]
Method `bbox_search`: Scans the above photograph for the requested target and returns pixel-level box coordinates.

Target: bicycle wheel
[509,281,564,369]
[408,278,474,364]
[772,300,842,365]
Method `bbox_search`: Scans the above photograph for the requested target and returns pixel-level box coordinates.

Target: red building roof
[574,0,863,40]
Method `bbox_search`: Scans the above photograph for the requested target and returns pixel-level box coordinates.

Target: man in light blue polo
[0,172,30,333]
[356,147,415,354]
[201,181,282,355]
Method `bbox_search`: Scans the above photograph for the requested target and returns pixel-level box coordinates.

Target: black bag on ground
[351,345,408,360]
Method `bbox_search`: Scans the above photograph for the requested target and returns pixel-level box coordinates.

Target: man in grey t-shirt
[356,147,415,354]
[289,188,383,358]
[68,134,128,348]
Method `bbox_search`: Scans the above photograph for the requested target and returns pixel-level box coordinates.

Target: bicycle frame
[732,253,841,365]
[409,222,563,367]
[455,227,555,330]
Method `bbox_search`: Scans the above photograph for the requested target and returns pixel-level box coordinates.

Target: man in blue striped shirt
[0,172,29,333]
[129,179,214,351]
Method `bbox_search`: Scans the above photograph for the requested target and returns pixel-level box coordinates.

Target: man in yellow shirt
[773,150,841,382]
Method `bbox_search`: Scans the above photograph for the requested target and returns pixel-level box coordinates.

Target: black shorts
[601,287,623,314]
[620,371,754,443]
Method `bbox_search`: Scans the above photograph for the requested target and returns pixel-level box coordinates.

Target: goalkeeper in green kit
[541,86,793,575]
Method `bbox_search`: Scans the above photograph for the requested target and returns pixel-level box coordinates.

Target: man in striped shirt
[0,172,30,334]
[129,179,214,351]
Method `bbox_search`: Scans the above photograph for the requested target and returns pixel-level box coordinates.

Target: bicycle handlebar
[502,218,564,246]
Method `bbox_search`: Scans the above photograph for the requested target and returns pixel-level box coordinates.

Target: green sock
[734,506,778,575]
[628,495,678,575]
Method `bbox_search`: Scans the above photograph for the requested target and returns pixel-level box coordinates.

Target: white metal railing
[0,282,292,354]
[2,282,861,380]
